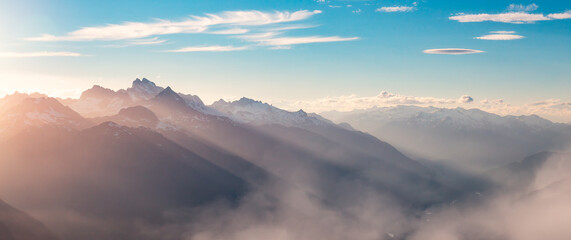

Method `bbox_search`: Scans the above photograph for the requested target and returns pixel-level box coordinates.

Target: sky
[0,0,570,122]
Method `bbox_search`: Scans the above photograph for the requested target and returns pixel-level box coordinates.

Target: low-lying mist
[135,150,571,240]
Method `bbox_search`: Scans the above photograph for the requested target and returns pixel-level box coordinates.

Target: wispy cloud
[0,51,86,58]
[507,3,539,12]
[423,48,484,55]
[475,31,524,40]
[376,6,415,13]
[26,10,323,41]
[165,45,248,52]
[127,37,167,45]
[209,28,249,35]
[25,9,359,51]
[253,36,359,46]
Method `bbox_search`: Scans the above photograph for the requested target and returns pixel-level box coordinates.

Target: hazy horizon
[0,1,570,240]
[1,0,570,122]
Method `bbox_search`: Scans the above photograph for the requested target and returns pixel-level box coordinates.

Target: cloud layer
[450,9,571,23]
[276,90,475,113]
[274,91,571,123]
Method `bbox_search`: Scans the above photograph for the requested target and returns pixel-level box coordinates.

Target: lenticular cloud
[423,48,484,55]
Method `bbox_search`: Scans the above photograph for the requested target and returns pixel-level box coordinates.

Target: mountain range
[0,78,568,240]
[322,105,571,171]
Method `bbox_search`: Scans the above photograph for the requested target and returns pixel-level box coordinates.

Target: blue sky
[0,0,569,121]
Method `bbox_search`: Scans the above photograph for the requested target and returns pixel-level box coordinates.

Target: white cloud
[253,36,359,46]
[450,8,571,23]
[450,12,550,23]
[165,45,248,52]
[459,95,474,103]
[507,3,539,12]
[376,6,415,13]
[0,51,85,58]
[475,33,524,40]
[423,48,484,55]
[26,10,322,41]
[547,10,571,20]
[24,9,360,51]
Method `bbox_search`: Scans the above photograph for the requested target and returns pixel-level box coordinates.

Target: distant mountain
[0,198,58,240]
[0,97,93,140]
[211,97,331,127]
[0,92,48,114]
[62,85,133,118]
[322,105,571,170]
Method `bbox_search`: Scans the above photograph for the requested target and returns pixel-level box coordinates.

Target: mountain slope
[0,199,58,240]
[0,122,249,240]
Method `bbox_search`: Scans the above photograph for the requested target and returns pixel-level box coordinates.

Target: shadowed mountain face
[322,105,571,170]
[0,199,58,240]
[0,122,249,240]
[92,105,160,128]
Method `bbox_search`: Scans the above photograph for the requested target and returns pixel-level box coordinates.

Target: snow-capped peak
[211,97,330,127]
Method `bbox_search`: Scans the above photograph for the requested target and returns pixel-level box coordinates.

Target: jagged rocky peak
[296,109,307,117]
[133,77,157,87]
[155,86,185,102]
[127,78,164,101]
